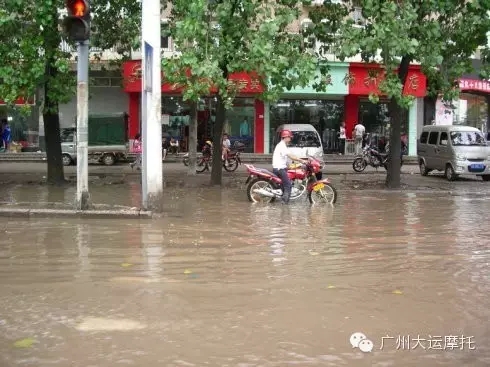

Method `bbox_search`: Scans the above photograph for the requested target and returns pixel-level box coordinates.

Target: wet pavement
[0,188,489,366]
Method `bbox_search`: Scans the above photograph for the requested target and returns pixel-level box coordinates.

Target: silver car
[417,125,490,181]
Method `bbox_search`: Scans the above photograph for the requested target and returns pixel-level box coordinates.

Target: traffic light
[63,0,90,42]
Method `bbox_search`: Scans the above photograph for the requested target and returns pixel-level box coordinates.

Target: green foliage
[163,0,329,107]
[0,0,146,109]
[311,0,490,107]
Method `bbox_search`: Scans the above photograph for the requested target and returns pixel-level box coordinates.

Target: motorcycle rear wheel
[247,178,277,203]
[352,157,367,172]
[183,157,189,166]
[307,183,337,205]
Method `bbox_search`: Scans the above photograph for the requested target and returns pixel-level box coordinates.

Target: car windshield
[450,131,486,146]
[289,131,321,148]
[60,129,75,143]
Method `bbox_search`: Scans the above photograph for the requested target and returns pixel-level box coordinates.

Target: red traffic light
[66,0,89,17]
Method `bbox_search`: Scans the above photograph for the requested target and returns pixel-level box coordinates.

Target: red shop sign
[347,63,427,97]
[122,60,264,94]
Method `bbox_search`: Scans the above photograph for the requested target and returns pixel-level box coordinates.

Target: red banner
[459,78,490,93]
[348,63,427,97]
[122,60,264,94]
[0,97,35,106]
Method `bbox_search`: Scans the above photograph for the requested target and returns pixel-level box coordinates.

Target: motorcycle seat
[256,168,279,178]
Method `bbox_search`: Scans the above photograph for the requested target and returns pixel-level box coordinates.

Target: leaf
[121,263,133,268]
[183,269,193,274]
[13,338,36,348]
[392,289,403,295]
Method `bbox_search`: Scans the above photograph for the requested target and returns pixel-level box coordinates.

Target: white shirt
[272,140,290,169]
[222,138,231,149]
[339,126,346,139]
[354,124,365,138]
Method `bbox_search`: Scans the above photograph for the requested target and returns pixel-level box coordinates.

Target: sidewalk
[0,161,488,193]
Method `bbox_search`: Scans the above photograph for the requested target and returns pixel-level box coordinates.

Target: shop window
[453,93,488,132]
[269,99,344,153]
[161,97,255,152]
[359,100,409,152]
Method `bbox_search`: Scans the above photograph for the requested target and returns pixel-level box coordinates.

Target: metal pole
[76,40,90,210]
[141,0,163,211]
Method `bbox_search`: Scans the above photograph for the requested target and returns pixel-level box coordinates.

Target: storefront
[266,62,427,155]
[122,60,266,153]
[428,59,490,137]
[345,63,427,156]
[267,63,349,153]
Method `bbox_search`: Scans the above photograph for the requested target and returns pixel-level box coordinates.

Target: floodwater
[0,185,489,366]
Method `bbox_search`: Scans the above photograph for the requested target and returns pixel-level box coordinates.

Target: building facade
[122,59,427,155]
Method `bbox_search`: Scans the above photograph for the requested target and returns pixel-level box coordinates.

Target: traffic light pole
[76,40,90,210]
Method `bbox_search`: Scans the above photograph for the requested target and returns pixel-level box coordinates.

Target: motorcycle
[186,141,243,173]
[352,145,386,172]
[352,143,403,172]
[244,156,337,204]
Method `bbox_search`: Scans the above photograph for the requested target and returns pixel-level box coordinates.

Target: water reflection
[0,192,489,366]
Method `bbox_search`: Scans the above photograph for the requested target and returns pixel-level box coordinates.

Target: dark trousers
[339,138,345,154]
[273,168,292,203]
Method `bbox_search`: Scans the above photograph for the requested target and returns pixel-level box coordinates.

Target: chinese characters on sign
[459,78,490,93]
[407,75,419,90]
[364,68,379,87]
[324,74,333,86]
[226,77,262,91]
[343,72,356,86]
[380,335,476,351]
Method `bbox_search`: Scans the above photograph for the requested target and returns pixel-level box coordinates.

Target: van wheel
[62,154,73,166]
[482,175,490,181]
[419,160,429,176]
[445,164,458,181]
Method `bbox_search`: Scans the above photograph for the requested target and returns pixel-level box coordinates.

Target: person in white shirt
[338,122,346,155]
[353,122,365,155]
[222,133,231,165]
[272,129,307,204]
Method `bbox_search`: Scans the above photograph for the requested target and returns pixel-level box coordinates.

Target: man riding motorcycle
[272,129,307,204]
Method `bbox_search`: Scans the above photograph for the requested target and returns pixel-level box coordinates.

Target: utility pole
[141,0,163,211]
[63,0,91,210]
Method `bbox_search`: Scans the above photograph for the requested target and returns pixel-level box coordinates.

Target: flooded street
[0,188,489,366]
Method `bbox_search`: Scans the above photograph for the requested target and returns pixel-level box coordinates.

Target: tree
[310,0,490,188]
[163,0,331,185]
[0,0,144,184]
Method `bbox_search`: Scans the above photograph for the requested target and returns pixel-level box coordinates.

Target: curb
[0,208,153,219]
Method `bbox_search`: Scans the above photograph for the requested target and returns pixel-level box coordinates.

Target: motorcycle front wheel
[223,158,239,172]
[352,157,367,172]
[307,183,337,205]
[196,158,209,173]
[183,157,189,166]
[247,178,277,204]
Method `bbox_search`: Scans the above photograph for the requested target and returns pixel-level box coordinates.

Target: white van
[274,124,324,163]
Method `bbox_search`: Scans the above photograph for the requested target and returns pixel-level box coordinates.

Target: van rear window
[420,131,429,144]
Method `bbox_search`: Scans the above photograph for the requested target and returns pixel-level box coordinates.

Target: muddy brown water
[0,185,489,366]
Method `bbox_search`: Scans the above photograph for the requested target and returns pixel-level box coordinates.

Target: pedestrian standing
[130,133,142,170]
[338,122,346,155]
[354,121,365,155]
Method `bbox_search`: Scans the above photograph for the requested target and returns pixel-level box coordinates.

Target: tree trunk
[210,95,226,186]
[43,62,65,185]
[385,55,411,189]
[386,98,402,188]
[187,101,198,176]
